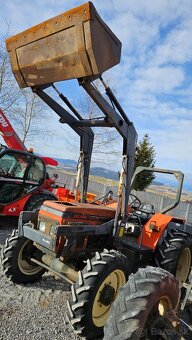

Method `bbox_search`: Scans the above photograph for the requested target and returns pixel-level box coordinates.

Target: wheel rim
[145,296,173,339]
[158,297,172,316]
[176,247,191,286]
[92,269,126,327]
[18,240,43,275]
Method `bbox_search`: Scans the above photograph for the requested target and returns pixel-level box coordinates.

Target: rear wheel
[155,229,192,286]
[24,193,55,211]
[1,229,45,283]
[67,249,129,339]
[104,266,180,340]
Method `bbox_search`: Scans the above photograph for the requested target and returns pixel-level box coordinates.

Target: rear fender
[167,221,192,236]
[137,213,173,250]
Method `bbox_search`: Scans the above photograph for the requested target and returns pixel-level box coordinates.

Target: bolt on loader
[1,2,192,339]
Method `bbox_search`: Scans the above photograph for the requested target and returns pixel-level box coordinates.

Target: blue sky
[0,0,192,190]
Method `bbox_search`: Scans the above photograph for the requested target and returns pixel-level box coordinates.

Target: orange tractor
[1,2,192,339]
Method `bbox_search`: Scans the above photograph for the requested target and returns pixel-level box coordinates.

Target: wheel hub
[18,240,43,275]
[176,247,191,286]
[99,284,115,306]
[92,269,126,327]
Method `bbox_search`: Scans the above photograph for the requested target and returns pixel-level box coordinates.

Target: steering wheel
[129,193,141,209]
[91,190,113,205]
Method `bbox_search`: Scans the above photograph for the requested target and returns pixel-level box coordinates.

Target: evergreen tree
[133,134,156,191]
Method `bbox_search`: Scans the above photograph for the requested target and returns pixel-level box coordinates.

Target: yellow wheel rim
[176,247,191,286]
[92,269,126,327]
[18,240,42,276]
[158,296,172,316]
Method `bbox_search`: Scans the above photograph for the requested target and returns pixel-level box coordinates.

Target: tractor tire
[155,229,192,286]
[1,229,45,284]
[24,193,55,211]
[67,249,129,339]
[104,266,180,340]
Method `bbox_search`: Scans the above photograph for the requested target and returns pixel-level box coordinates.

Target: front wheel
[104,266,180,340]
[67,249,129,339]
[1,229,45,283]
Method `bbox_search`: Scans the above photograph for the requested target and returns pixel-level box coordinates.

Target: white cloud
[0,1,80,33]
[133,66,185,92]
[108,13,159,56]
[151,25,192,66]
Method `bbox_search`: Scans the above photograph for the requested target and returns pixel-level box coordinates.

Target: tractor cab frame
[0,148,46,205]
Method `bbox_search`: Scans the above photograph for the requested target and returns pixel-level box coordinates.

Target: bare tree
[0,24,20,112]
[11,89,51,143]
[77,81,122,165]
[0,24,51,145]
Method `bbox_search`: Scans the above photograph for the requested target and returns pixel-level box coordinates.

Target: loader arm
[0,108,27,151]
[80,78,137,230]
[33,87,94,203]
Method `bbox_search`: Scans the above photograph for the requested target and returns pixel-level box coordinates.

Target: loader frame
[33,76,138,235]
[16,74,190,276]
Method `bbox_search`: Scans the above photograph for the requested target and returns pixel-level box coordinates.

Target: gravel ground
[0,225,191,340]
[0,225,81,340]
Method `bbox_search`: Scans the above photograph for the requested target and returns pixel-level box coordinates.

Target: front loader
[1,2,192,339]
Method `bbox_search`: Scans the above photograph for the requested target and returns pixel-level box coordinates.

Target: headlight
[50,225,56,236]
[39,220,46,232]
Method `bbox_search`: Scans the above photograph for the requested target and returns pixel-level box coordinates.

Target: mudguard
[137,213,173,250]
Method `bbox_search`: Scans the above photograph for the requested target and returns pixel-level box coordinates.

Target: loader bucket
[6,2,121,88]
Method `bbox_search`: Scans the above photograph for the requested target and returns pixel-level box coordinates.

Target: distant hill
[152,180,165,186]
[56,158,77,166]
[90,167,119,180]
[54,158,192,192]
[55,158,119,180]
[54,158,176,187]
